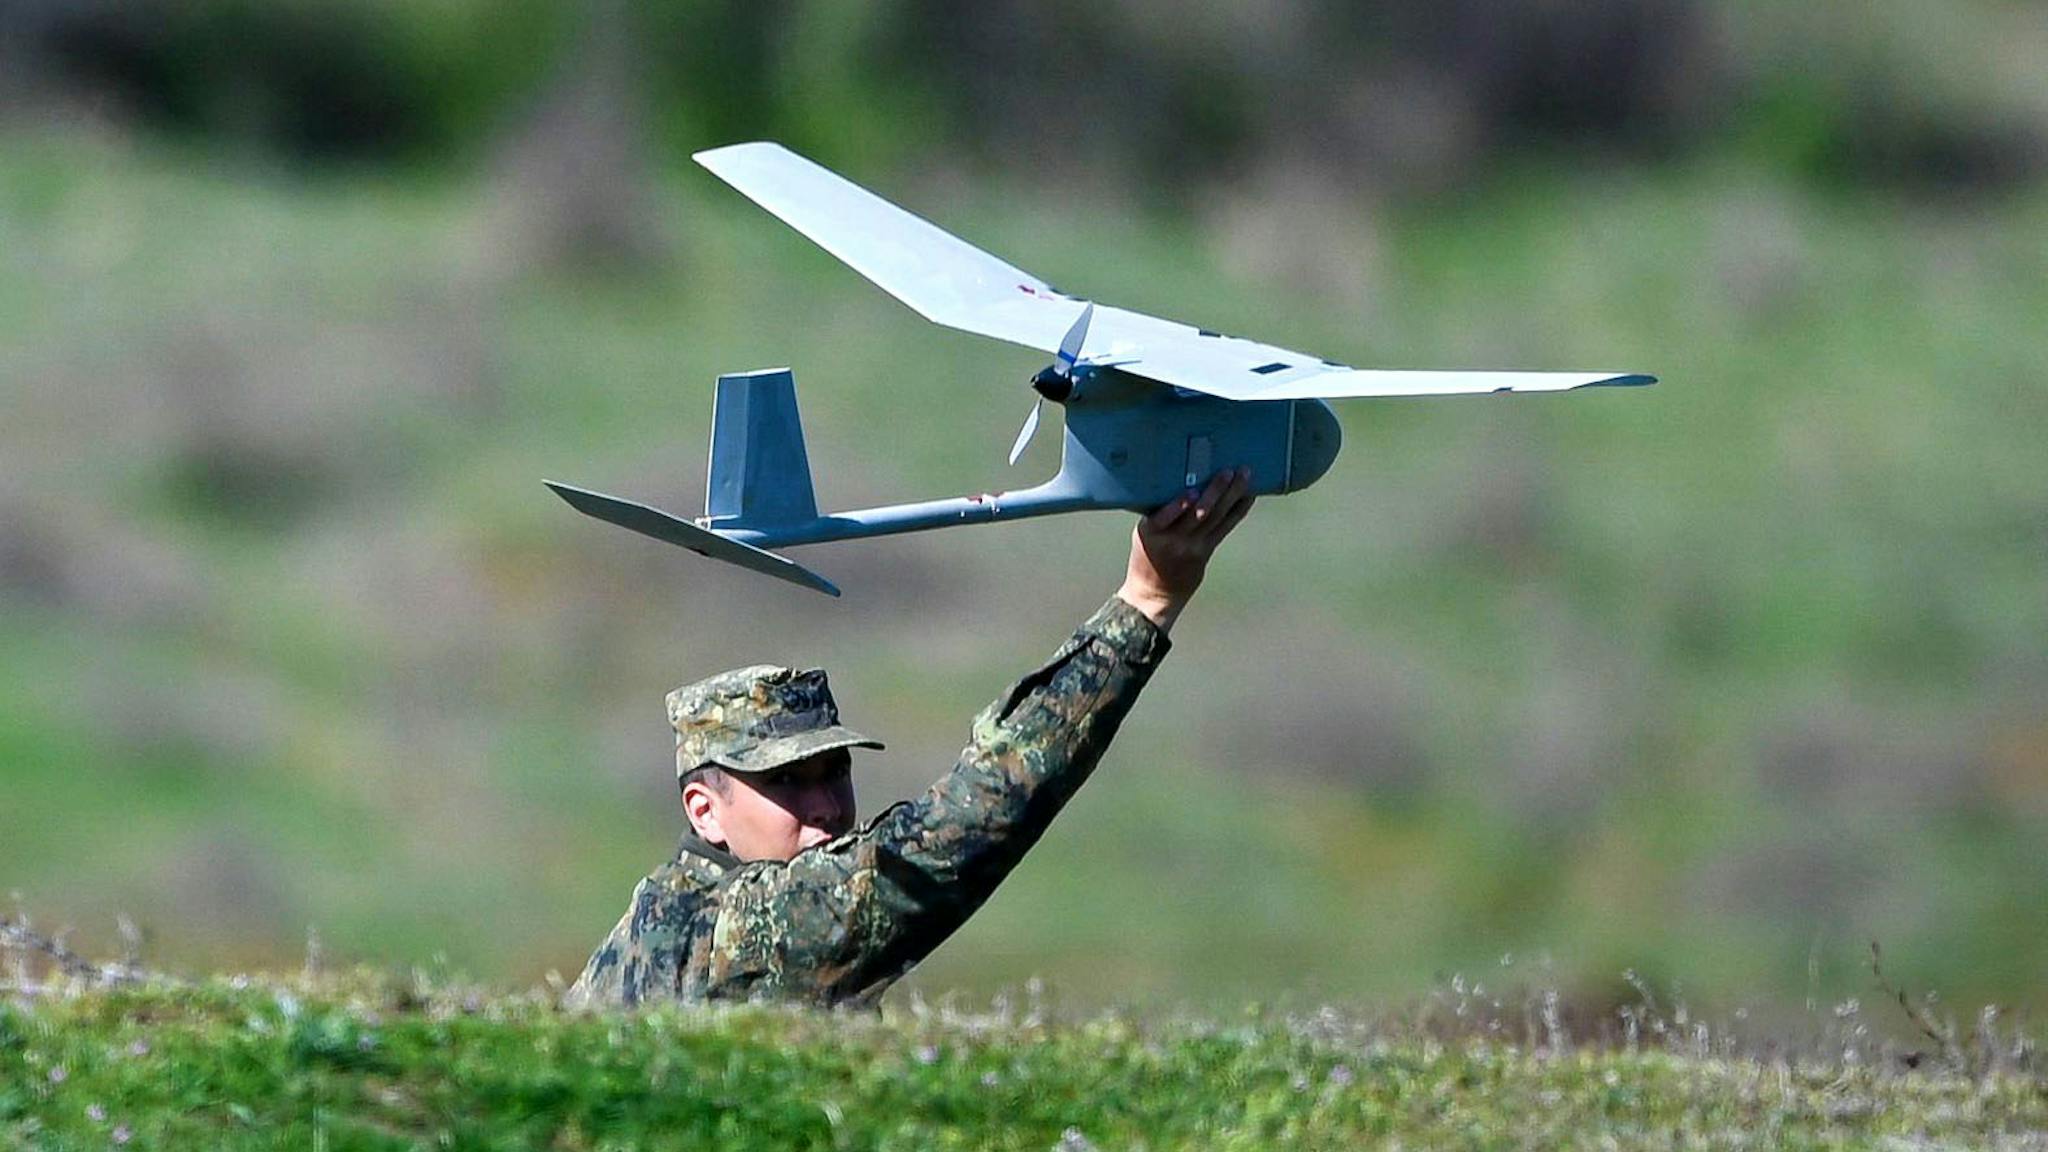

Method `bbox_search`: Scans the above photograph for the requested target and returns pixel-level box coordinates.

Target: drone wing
[694,142,1653,401]
[695,142,1081,354]
[1071,306,1654,400]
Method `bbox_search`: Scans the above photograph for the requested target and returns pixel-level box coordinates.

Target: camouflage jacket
[563,596,1171,1010]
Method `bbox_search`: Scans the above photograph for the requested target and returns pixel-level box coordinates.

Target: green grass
[2,975,2042,1150]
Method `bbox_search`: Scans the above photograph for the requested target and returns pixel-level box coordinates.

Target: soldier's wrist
[1114,581,1183,633]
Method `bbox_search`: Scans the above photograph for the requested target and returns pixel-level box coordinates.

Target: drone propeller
[1008,302,1092,466]
[1005,393,1045,467]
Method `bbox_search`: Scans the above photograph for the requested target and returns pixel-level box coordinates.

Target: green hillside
[3,975,2042,1150]
[2,130,2045,1014]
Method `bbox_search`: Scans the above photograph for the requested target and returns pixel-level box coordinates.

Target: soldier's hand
[1116,466,1255,632]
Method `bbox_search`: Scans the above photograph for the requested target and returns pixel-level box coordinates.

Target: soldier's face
[702,749,856,861]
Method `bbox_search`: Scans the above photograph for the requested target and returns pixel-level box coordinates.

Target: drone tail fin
[706,368,820,529]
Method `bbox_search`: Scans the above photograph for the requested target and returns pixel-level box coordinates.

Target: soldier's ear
[682,778,726,845]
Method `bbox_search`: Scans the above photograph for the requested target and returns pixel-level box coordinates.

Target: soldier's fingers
[1206,492,1256,545]
[1146,492,1194,532]
[1197,470,1253,544]
[1186,469,1233,529]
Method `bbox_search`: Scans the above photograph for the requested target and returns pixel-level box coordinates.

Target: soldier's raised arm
[703,468,1256,1004]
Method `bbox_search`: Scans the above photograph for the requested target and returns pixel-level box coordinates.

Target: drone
[547,142,1654,596]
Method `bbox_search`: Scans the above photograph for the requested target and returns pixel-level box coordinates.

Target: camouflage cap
[667,664,883,778]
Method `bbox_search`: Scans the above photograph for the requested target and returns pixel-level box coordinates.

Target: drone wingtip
[692,140,780,169]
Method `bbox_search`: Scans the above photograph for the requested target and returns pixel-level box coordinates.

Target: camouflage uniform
[564,596,1169,1009]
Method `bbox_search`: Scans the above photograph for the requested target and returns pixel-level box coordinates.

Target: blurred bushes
[24,0,563,159]
[9,0,2046,198]
[1726,4,2048,193]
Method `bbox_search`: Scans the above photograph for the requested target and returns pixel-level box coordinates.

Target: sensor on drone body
[546,142,1655,596]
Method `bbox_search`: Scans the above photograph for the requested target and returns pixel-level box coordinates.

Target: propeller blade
[1011,303,1086,465]
[1055,302,1093,375]
[1006,397,1044,466]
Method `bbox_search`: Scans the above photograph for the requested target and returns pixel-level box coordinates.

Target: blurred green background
[3,0,2044,1019]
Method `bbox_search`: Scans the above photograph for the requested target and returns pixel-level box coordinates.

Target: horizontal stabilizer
[545,481,839,597]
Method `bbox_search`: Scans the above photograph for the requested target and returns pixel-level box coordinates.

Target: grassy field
[2,128,2046,1017]
[2,973,2042,1150]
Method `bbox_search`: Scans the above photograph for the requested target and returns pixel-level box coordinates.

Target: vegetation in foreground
[1,961,2042,1152]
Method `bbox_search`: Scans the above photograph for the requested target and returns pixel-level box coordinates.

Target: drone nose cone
[1283,399,1342,493]
[1031,367,1074,402]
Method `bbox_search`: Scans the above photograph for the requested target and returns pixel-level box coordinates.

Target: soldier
[565,467,1257,1009]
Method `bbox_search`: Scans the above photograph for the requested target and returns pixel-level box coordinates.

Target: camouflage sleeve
[560,868,701,1010]
[703,596,1171,1004]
